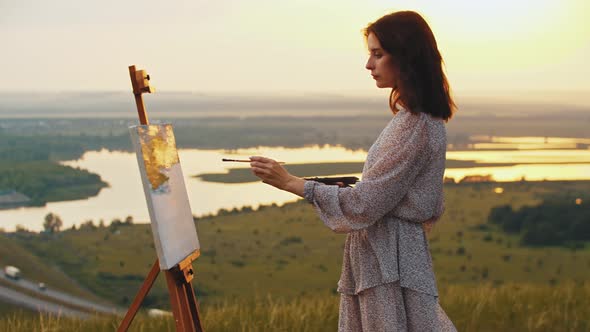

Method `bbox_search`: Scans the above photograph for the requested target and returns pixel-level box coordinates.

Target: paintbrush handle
[222,158,286,164]
[222,158,250,162]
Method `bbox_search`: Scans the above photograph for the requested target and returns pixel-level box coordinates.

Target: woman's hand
[249,156,305,197]
[422,217,437,235]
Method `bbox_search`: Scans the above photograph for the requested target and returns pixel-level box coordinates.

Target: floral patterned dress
[303,105,457,331]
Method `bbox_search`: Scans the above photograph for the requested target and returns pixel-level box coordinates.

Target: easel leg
[184,281,204,329]
[117,259,160,332]
[165,270,204,332]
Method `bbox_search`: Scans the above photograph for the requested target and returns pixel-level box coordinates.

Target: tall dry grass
[1,281,588,331]
[441,281,590,332]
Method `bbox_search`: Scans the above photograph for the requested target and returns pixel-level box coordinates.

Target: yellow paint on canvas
[138,125,180,190]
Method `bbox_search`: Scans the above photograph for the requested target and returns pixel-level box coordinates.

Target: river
[1,140,589,232]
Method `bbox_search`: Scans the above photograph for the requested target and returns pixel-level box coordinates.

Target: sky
[1,0,589,103]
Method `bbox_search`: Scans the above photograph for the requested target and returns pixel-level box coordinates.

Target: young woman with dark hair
[250,10,457,331]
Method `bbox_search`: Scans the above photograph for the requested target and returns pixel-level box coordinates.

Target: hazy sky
[1,0,589,101]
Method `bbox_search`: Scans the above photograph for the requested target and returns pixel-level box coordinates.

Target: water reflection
[470,136,590,144]
[468,136,590,150]
[447,150,590,163]
[445,164,590,182]
[0,145,589,232]
[0,146,367,232]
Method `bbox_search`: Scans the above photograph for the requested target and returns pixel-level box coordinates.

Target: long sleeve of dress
[304,110,432,233]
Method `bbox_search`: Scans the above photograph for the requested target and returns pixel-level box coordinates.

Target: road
[0,284,90,318]
[0,271,124,317]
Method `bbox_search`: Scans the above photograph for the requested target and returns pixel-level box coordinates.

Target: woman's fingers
[252,167,270,175]
[250,158,274,170]
[249,156,273,163]
[250,161,269,168]
[248,155,292,191]
[251,165,272,178]
[250,158,283,175]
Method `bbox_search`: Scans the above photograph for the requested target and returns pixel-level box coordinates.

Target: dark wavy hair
[365,11,456,122]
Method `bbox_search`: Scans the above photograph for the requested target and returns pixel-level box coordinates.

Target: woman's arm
[306,111,432,233]
[251,111,431,233]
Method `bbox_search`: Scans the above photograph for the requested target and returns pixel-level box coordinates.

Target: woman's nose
[365,59,373,70]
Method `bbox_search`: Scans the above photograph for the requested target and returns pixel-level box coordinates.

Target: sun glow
[0,0,588,94]
[373,0,589,69]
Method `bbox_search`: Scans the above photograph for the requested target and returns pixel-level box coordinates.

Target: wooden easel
[117,65,204,332]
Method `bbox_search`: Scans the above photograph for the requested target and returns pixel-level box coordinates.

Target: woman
[250,10,457,332]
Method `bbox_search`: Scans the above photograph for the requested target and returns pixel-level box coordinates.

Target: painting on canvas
[130,124,200,270]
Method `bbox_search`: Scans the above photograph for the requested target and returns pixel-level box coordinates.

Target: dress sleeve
[304,111,432,233]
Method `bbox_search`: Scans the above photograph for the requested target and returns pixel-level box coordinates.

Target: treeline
[0,117,379,158]
[0,161,107,206]
[0,133,130,162]
[0,132,117,206]
[487,197,589,247]
[1,116,487,162]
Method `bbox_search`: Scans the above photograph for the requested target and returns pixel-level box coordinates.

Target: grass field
[1,180,588,308]
[1,281,589,331]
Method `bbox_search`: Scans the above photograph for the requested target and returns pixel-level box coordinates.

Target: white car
[4,266,21,280]
[38,282,47,291]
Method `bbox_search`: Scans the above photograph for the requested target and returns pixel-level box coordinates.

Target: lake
[1,140,589,232]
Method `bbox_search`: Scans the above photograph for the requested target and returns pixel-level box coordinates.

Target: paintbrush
[222,158,286,165]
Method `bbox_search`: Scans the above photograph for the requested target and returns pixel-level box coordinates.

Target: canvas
[129,124,200,270]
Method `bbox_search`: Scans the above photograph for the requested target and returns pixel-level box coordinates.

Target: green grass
[429,181,590,286]
[1,281,589,331]
[3,180,589,312]
[0,301,35,318]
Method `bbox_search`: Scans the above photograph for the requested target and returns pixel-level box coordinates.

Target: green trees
[43,213,63,233]
[0,161,107,206]
[487,198,589,247]
[0,131,110,206]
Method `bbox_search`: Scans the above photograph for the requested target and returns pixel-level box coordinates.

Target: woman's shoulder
[389,105,435,129]
[392,106,446,151]
[397,106,446,132]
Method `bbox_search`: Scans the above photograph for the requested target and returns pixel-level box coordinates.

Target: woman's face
[365,32,397,89]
